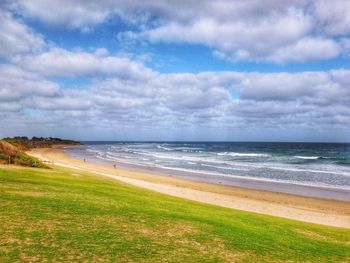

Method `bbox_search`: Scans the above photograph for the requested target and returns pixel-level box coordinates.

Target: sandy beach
[27,146,350,229]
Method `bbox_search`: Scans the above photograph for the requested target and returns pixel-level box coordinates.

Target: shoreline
[67,146,350,201]
[27,146,350,228]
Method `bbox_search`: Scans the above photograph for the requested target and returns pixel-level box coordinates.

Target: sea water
[66,142,350,199]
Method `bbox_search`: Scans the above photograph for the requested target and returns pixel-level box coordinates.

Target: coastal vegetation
[0,140,46,168]
[3,136,80,150]
[0,165,349,262]
[0,137,79,168]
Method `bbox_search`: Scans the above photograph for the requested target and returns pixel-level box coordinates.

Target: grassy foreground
[0,166,349,262]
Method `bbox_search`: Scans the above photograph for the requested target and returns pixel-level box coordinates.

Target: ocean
[66,142,350,200]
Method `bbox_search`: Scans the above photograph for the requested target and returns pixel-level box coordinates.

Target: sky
[0,0,350,142]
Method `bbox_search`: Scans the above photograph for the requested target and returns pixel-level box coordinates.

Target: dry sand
[27,146,350,229]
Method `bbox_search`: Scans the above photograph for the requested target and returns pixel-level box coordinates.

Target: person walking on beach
[113,164,117,169]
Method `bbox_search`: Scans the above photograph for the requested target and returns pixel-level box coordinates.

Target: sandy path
[27,147,350,229]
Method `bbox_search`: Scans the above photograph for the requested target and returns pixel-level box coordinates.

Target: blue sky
[0,0,350,141]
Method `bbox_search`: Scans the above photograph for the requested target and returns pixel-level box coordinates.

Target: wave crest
[294,156,319,160]
[217,152,270,157]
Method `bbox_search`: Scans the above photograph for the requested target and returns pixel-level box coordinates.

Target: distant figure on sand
[83,158,86,162]
[113,164,117,169]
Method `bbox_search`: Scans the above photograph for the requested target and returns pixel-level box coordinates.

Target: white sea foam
[218,160,350,177]
[86,148,99,153]
[98,154,350,189]
[65,143,350,196]
[217,152,270,157]
[201,163,249,171]
[154,165,350,191]
[138,153,209,163]
[101,155,155,167]
[157,145,173,151]
[295,156,319,160]
[90,147,350,177]
[267,165,350,177]
[175,147,203,151]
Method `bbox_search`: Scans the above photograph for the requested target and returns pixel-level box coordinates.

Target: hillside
[3,136,80,151]
[0,140,47,168]
[0,137,80,168]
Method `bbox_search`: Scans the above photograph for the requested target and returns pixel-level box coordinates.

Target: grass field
[0,165,349,262]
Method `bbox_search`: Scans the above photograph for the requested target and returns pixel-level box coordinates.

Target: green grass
[0,166,349,262]
[11,152,48,168]
[0,151,47,168]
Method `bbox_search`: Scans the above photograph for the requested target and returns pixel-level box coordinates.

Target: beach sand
[27,146,350,229]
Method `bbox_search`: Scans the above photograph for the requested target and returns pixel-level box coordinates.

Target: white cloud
[8,0,110,31]
[0,64,59,103]
[0,10,45,58]
[235,71,328,101]
[1,1,350,139]
[162,85,229,111]
[313,0,350,36]
[7,0,350,62]
[12,48,155,80]
[1,32,349,122]
[2,54,350,136]
[267,37,341,63]
[146,8,315,62]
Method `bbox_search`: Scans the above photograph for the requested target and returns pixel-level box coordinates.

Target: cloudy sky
[1,0,350,142]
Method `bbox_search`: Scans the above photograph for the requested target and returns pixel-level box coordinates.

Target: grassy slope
[0,166,349,262]
[0,140,47,168]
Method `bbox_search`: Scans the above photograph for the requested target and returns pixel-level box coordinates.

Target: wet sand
[67,146,350,202]
[27,146,350,229]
